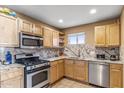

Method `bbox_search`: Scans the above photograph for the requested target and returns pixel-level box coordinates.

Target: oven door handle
[27,68,49,76]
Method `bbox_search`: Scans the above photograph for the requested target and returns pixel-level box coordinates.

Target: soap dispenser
[5,51,12,64]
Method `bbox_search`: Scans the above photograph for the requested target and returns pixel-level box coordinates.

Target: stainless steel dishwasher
[89,62,109,87]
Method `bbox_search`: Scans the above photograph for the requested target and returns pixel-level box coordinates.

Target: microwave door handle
[22,35,42,40]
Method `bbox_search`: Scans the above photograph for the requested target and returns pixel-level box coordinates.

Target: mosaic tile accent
[64,44,96,58]
[0,47,60,63]
[96,47,120,60]
[15,48,60,59]
[120,46,124,61]
[64,44,119,60]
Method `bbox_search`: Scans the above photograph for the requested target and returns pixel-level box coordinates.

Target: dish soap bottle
[5,51,12,64]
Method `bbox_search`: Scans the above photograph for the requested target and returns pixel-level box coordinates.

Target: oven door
[27,68,49,88]
[20,33,43,48]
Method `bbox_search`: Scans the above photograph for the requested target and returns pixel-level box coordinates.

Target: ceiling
[7,5,123,29]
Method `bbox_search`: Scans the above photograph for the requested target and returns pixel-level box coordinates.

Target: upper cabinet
[43,27,62,48]
[52,30,59,47]
[95,26,106,47]
[18,18,43,36]
[0,14,19,47]
[95,22,120,47]
[18,18,32,33]
[43,27,53,47]
[106,24,120,46]
[32,24,43,36]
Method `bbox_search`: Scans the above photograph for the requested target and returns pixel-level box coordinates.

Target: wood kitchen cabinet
[50,61,58,84]
[64,59,74,78]
[50,60,64,84]
[58,60,64,79]
[33,24,43,36]
[0,67,24,88]
[74,60,88,82]
[110,64,123,88]
[0,14,19,47]
[18,18,32,33]
[52,30,59,47]
[95,26,106,47]
[106,24,120,46]
[95,22,120,47]
[43,27,53,47]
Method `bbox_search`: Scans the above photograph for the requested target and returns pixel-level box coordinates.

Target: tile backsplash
[95,47,120,60]
[64,44,96,58]
[0,44,121,63]
[0,47,60,63]
[64,44,120,60]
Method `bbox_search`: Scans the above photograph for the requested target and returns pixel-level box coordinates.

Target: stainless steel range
[15,54,50,88]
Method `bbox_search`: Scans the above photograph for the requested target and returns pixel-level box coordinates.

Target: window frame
[68,32,85,45]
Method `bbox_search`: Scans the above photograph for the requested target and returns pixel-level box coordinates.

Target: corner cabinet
[74,60,88,82]
[0,14,19,47]
[95,22,120,47]
[64,59,88,82]
[64,59,74,78]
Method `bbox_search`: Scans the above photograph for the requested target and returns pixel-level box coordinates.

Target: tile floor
[52,78,94,88]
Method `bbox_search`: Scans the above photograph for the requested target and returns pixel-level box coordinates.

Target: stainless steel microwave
[20,32,43,49]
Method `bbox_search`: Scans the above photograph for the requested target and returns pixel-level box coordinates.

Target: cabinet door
[50,61,58,84]
[43,28,52,47]
[64,59,74,78]
[110,64,123,88]
[33,24,43,36]
[95,26,106,47]
[58,60,64,79]
[108,24,120,46]
[19,18,32,33]
[53,31,59,47]
[1,76,23,88]
[74,61,88,82]
[0,14,19,47]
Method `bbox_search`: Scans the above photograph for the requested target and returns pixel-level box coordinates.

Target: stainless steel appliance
[15,54,50,88]
[89,62,109,87]
[20,32,43,49]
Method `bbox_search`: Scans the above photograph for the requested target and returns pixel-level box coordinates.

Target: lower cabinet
[74,60,88,82]
[64,59,88,82]
[1,76,23,88]
[50,61,58,84]
[58,60,64,79]
[64,59,74,78]
[110,64,123,88]
[50,60,64,84]
[0,67,24,88]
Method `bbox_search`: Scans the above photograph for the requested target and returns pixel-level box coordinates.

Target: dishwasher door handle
[89,62,109,65]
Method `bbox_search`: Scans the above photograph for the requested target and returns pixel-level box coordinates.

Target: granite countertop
[46,56,124,64]
[0,63,25,70]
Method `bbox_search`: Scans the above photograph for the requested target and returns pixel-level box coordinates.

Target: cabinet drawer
[58,60,64,63]
[50,61,58,66]
[74,61,85,66]
[1,68,23,81]
[110,64,123,70]
[64,59,74,64]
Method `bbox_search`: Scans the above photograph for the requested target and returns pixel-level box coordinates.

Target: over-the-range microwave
[20,32,43,49]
